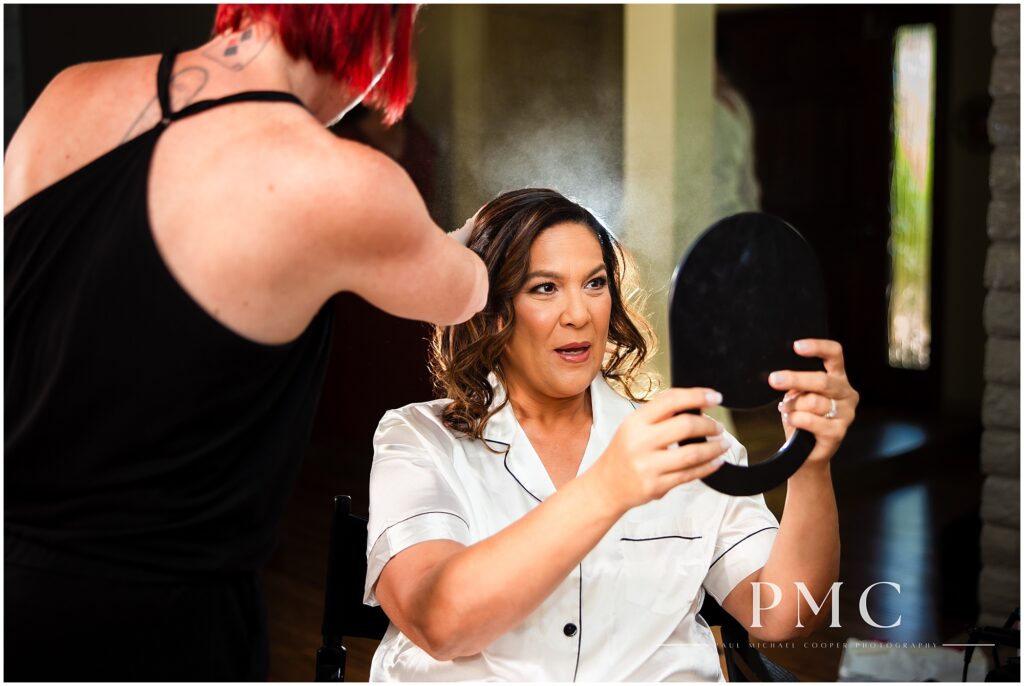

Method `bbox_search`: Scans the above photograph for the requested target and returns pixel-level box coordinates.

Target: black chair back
[699,594,797,681]
[316,495,388,682]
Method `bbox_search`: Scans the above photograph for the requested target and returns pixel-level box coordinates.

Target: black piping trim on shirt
[620,535,703,542]
[488,438,544,504]
[482,436,508,449]
[573,562,583,682]
[490,396,640,503]
[487,433,575,676]
[708,526,779,569]
[369,510,471,554]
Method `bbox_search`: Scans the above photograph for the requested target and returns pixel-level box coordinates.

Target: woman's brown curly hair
[429,188,660,442]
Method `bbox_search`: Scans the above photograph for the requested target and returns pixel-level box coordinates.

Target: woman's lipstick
[554,342,591,363]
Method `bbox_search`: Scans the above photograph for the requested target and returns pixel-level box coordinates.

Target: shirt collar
[481,373,639,501]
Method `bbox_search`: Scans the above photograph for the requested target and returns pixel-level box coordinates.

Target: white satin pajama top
[364,375,780,682]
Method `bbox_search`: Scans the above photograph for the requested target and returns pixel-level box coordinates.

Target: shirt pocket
[617,515,708,616]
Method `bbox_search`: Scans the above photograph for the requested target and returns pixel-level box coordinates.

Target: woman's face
[501,222,612,401]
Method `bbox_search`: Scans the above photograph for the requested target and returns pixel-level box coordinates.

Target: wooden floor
[264,403,983,682]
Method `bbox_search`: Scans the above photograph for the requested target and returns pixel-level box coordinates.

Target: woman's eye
[586,276,608,289]
[530,282,557,295]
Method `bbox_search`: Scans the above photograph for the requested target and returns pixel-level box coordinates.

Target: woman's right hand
[590,387,729,512]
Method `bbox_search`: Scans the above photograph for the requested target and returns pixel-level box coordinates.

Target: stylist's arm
[721,338,858,640]
[320,147,488,326]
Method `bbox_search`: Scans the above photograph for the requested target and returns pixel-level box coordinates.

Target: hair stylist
[4,5,487,681]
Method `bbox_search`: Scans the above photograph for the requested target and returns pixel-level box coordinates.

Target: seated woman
[363,188,857,681]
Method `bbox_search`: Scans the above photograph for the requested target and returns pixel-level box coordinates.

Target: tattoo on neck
[120,66,210,143]
[202,21,271,72]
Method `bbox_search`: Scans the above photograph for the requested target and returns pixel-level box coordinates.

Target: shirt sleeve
[364,405,472,607]
[702,433,781,604]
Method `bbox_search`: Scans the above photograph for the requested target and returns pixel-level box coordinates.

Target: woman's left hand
[769,338,859,465]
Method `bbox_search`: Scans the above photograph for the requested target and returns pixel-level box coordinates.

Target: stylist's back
[4,5,487,681]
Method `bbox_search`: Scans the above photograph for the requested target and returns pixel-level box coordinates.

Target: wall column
[623,5,715,383]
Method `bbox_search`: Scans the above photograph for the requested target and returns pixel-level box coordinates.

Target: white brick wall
[979,2,1020,629]
[982,429,1020,477]
[985,338,1020,385]
[987,196,1019,241]
[984,290,1019,337]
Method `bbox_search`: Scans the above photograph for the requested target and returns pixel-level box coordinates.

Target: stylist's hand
[770,338,859,464]
[449,207,483,246]
[590,388,728,513]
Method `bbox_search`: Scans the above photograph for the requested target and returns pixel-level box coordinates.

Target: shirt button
[563,622,578,637]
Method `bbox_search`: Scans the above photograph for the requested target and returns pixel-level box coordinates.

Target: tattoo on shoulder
[202,21,272,72]
[120,66,210,143]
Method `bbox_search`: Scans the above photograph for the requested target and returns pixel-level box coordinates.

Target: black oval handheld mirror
[669,212,828,496]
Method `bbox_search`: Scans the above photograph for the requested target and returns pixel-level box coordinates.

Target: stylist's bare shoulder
[227,120,419,265]
[280,129,487,325]
[294,132,432,255]
[285,131,488,325]
[4,56,159,212]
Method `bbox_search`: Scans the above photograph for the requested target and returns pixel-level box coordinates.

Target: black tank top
[5,50,334,580]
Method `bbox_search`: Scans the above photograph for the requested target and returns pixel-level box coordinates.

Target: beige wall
[409,5,624,230]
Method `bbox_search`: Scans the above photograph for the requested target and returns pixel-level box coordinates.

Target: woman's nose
[559,291,591,328]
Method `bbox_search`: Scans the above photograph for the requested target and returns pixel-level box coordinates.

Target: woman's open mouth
[554,342,591,363]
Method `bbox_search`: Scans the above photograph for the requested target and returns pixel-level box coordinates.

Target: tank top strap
[156,48,178,124]
[155,48,307,127]
[171,91,306,121]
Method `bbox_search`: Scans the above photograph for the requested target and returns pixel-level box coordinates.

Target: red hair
[214,4,417,124]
